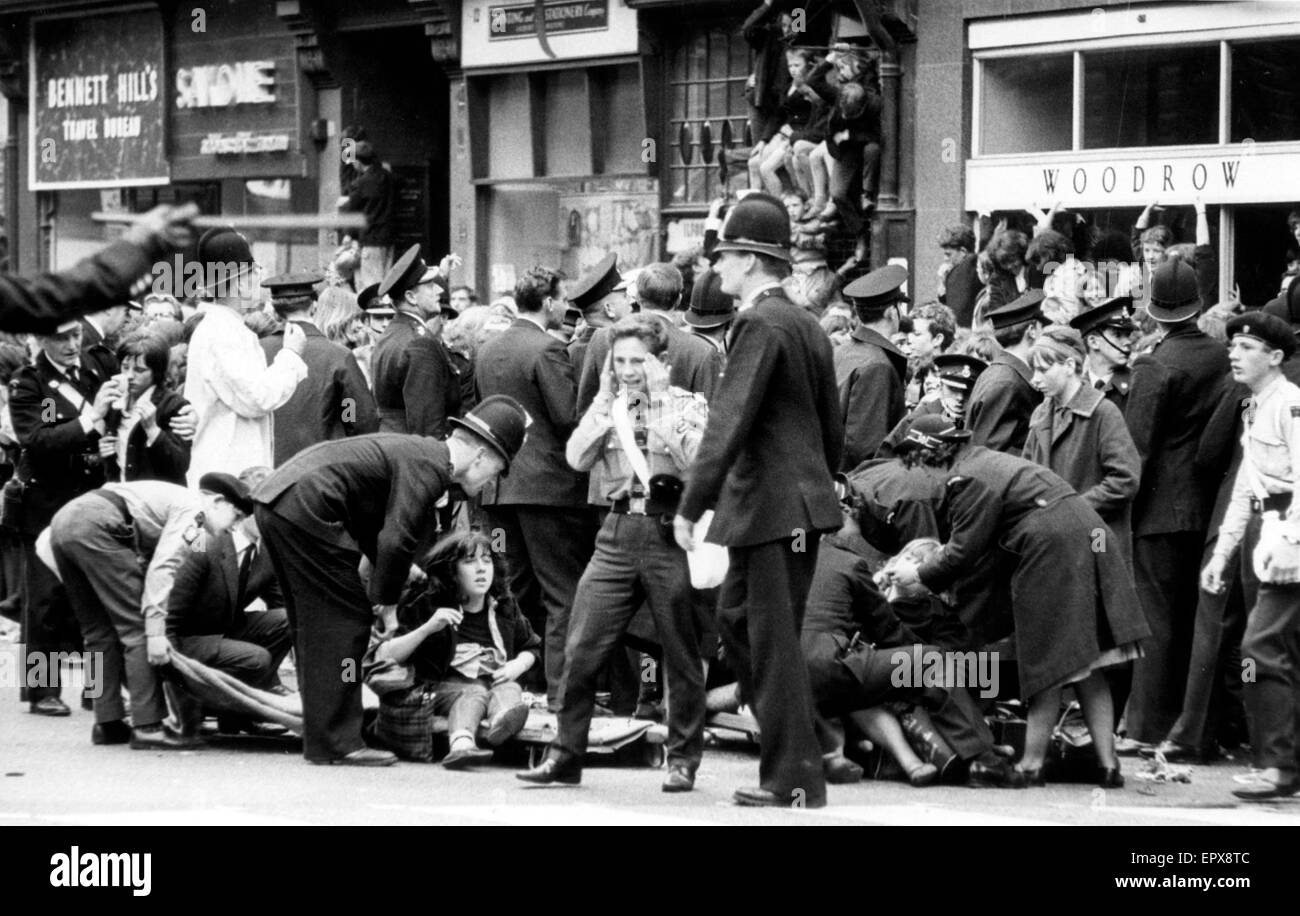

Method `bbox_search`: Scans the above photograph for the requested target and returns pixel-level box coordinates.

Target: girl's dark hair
[421,529,511,607]
[116,332,172,389]
[899,441,962,470]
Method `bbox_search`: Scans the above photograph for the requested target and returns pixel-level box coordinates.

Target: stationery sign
[30,8,168,190]
[487,1,609,39]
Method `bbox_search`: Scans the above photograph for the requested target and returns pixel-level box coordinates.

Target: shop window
[979,56,1073,155]
[1231,38,1300,144]
[591,64,646,175]
[1083,45,1218,150]
[486,74,533,180]
[542,70,594,177]
[666,25,751,207]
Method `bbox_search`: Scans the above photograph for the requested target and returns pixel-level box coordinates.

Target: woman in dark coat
[883,414,1150,788]
[102,332,191,485]
[1024,326,1141,565]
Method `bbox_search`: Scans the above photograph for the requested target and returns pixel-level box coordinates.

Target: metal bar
[90,212,368,230]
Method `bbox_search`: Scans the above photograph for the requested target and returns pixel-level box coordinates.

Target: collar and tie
[237,542,258,609]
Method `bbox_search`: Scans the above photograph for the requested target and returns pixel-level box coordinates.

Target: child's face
[784,197,803,222]
[787,54,808,80]
[456,547,494,601]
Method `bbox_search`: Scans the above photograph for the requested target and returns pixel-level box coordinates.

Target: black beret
[1226,311,1298,359]
[198,472,254,515]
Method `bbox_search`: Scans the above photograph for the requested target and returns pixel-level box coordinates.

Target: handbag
[374,685,439,762]
[361,633,415,697]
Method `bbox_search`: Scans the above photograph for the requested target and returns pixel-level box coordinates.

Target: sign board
[462,0,637,68]
[170,1,303,181]
[30,8,168,190]
[965,143,1300,213]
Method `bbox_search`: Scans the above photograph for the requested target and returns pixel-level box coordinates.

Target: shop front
[455,0,658,297]
[963,1,1300,307]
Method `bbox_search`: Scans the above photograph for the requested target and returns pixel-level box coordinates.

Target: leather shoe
[732,786,826,808]
[906,762,940,787]
[130,725,204,751]
[824,755,864,785]
[517,753,582,785]
[661,763,696,793]
[217,716,289,738]
[30,697,71,717]
[1114,736,1154,756]
[968,758,1025,789]
[1232,769,1299,801]
[91,720,132,745]
[313,748,396,766]
[484,702,529,746]
[442,745,494,770]
[1098,765,1124,789]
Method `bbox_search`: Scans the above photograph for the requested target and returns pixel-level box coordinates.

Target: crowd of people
[2,162,1299,808]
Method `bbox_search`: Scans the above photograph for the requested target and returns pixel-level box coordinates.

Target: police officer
[259,272,379,465]
[879,353,986,459]
[1122,258,1232,753]
[252,397,528,765]
[1201,312,1300,799]
[965,289,1045,454]
[358,282,395,338]
[371,244,461,438]
[9,320,119,715]
[1069,296,1138,411]
[566,253,630,375]
[835,264,908,469]
[518,314,709,791]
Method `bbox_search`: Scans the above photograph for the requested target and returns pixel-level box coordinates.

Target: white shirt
[183,305,306,486]
[116,385,159,480]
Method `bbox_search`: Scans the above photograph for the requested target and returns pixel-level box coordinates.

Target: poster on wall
[557,177,659,281]
[30,8,168,190]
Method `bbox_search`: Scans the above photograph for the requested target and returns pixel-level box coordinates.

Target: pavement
[3,665,1299,827]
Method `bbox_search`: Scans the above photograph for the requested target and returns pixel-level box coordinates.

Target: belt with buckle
[1250,493,1292,514]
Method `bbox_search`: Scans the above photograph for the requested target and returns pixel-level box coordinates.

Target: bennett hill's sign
[965,144,1300,212]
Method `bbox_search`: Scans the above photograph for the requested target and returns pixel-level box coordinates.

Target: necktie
[1093,377,1106,391]
[237,543,256,610]
[1245,398,1258,429]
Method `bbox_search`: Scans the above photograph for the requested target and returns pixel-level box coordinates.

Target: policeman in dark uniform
[259,272,379,465]
[965,289,1045,454]
[566,253,628,375]
[835,264,908,470]
[1121,258,1232,753]
[358,282,395,337]
[878,353,986,459]
[1070,296,1137,411]
[371,244,462,438]
[9,321,119,715]
[253,396,528,765]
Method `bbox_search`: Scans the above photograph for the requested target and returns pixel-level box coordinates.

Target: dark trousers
[828,140,880,235]
[19,536,76,702]
[1126,531,1205,743]
[50,496,166,727]
[1166,531,1255,751]
[718,538,826,803]
[257,507,371,762]
[174,608,293,689]
[485,505,597,706]
[803,630,996,760]
[555,513,707,766]
[1239,513,1300,776]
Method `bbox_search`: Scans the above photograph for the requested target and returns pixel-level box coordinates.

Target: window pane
[980,56,1073,154]
[1083,45,1218,149]
[667,25,751,206]
[709,29,728,82]
[708,81,727,118]
[1232,39,1300,143]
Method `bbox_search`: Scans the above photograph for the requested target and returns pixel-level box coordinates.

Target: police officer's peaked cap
[261,271,324,307]
[843,264,908,317]
[1225,310,1298,359]
[447,395,530,474]
[380,243,441,300]
[932,353,987,391]
[1147,258,1201,322]
[986,289,1047,330]
[897,413,972,452]
[358,283,393,314]
[568,253,622,311]
[710,193,791,263]
[1070,296,1137,336]
[198,472,255,515]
